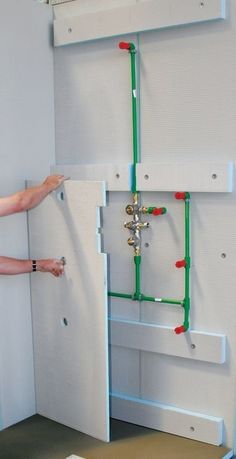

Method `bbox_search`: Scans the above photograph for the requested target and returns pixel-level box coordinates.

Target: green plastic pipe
[184,193,191,330]
[141,295,183,305]
[129,45,142,301]
[108,291,183,306]
[114,43,185,318]
[108,292,133,300]
[129,44,139,193]
[134,255,141,299]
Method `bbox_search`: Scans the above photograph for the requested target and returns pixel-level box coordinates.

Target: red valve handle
[175,259,187,268]
[174,325,186,335]
[119,42,131,50]
[175,192,187,200]
[152,207,166,216]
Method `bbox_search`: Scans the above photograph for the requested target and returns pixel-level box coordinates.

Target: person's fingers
[42,258,65,276]
[55,175,65,184]
[53,261,64,276]
[44,175,66,191]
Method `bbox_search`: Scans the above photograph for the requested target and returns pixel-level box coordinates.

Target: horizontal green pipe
[141,295,183,306]
[159,298,183,306]
[108,292,133,299]
[108,291,183,306]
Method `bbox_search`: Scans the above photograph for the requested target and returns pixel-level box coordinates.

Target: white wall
[53,0,236,449]
[0,0,55,428]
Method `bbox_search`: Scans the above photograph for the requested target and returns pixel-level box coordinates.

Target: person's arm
[0,175,66,217]
[0,257,64,277]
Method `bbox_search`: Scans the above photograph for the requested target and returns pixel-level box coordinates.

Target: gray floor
[0,415,232,459]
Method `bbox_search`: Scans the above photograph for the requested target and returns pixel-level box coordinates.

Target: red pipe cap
[175,259,186,268]
[119,42,131,50]
[175,192,186,200]
[152,207,164,216]
[174,325,186,335]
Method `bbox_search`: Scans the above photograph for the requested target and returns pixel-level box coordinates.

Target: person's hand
[37,259,65,277]
[43,175,66,192]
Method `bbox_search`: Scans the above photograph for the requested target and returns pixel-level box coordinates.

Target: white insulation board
[0,0,55,430]
[110,318,226,364]
[54,0,226,46]
[52,164,131,191]
[53,2,236,448]
[28,180,109,442]
[52,162,233,192]
[111,394,224,446]
[137,162,234,192]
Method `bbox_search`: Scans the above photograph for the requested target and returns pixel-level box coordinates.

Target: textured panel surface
[54,0,225,46]
[111,394,223,446]
[110,318,226,364]
[137,162,233,192]
[53,0,135,19]
[54,1,236,448]
[52,164,131,191]
[0,0,55,430]
[28,181,109,442]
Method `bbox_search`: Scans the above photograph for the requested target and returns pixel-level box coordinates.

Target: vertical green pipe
[129,45,139,193]
[184,194,191,330]
[134,255,141,299]
[129,44,142,298]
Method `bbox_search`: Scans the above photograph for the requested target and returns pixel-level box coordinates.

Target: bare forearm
[0,175,65,217]
[0,257,64,277]
[15,183,52,212]
[0,257,33,275]
[24,175,66,210]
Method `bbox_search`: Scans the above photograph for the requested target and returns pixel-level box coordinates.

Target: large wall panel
[53,0,236,450]
[0,0,55,429]
[28,181,109,442]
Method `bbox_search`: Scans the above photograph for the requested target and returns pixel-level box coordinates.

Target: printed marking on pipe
[133,89,137,98]
[155,298,162,302]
